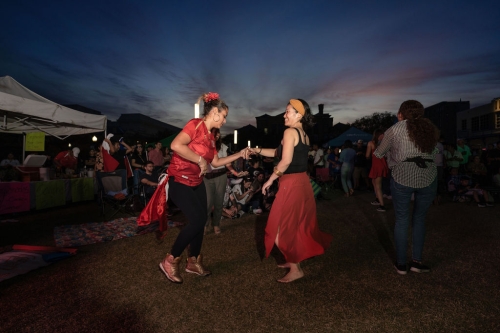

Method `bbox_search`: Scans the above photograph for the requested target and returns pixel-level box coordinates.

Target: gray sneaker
[409,261,430,273]
[394,263,407,275]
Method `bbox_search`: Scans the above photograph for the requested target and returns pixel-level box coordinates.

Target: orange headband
[289,99,305,116]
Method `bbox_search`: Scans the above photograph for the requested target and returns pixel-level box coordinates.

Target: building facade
[424,101,470,143]
[456,98,500,148]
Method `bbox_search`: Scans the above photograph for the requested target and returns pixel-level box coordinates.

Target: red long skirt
[265,172,332,263]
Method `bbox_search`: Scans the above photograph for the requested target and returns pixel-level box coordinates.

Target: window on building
[495,100,500,111]
[461,119,467,130]
[471,116,479,131]
[480,114,490,130]
[264,128,268,135]
[495,112,500,129]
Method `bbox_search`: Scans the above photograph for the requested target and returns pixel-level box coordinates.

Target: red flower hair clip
[204,92,219,103]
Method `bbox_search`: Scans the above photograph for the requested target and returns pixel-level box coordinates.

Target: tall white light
[248,140,251,147]
[194,103,200,118]
[234,130,238,144]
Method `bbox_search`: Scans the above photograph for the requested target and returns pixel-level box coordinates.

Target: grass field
[1,189,499,333]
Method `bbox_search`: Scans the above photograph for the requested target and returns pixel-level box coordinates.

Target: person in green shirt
[456,139,471,174]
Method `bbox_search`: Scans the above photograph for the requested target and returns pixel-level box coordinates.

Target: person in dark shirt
[109,139,133,170]
[353,140,370,190]
[140,161,159,198]
[247,158,265,179]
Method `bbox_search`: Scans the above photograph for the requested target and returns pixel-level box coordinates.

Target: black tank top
[276,128,309,174]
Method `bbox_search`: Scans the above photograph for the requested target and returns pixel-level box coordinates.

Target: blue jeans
[341,164,354,194]
[391,177,437,265]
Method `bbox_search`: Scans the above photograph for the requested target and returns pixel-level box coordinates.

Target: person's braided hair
[399,100,439,153]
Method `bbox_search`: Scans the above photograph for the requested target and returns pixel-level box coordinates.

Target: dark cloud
[1,1,500,134]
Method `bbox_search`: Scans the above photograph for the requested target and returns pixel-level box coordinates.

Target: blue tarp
[327,127,372,147]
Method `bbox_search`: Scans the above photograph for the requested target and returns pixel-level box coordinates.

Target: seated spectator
[131,143,148,194]
[247,158,265,179]
[232,176,257,214]
[0,152,21,181]
[248,172,265,214]
[221,181,240,219]
[53,147,80,175]
[468,155,488,186]
[455,176,493,207]
[1,152,20,167]
[140,162,159,201]
[447,168,461,193]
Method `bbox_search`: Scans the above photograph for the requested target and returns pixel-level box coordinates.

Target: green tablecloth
[71,178,94,202]
[35,180,66,210]
[33,178,95,210]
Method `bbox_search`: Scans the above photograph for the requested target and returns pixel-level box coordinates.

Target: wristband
[274,167,283,177]
[258,148,263,154]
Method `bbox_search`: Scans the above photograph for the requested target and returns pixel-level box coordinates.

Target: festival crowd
[2,93,500,283]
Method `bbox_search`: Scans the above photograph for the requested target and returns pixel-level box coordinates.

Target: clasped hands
[239,147,257,160]
[199,148,257,177]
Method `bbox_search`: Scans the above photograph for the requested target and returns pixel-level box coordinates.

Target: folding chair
[96,169,135,219]
[315,168,333,192]
[138,183,157,208]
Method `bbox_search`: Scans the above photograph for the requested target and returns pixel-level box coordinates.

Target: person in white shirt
[313,144,324,177]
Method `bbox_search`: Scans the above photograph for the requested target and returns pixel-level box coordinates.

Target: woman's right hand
[239,147,253,159]
[198,156,208,177]
[262,180,273,195]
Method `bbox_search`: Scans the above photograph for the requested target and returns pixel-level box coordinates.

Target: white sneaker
[252,209,262,215]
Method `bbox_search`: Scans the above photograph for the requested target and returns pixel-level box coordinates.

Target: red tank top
[167,119,216,186]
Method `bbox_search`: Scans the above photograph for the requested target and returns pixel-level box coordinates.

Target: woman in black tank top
[248,99,332,283]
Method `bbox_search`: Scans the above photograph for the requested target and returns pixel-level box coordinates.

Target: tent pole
[22,132,26,163]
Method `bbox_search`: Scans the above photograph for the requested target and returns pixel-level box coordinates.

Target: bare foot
[277,263,291,268]
[277,270,304,283]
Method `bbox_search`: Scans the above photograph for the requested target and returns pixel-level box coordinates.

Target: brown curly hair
[399,100,439,153]
[197,93,228,117]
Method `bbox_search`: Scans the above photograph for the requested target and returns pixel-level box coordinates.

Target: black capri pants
[168,177,208,258]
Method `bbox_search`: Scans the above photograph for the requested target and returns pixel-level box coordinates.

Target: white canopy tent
[0,76,107,139]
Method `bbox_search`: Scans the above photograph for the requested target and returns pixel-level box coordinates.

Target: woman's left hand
[262,180,273,195]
